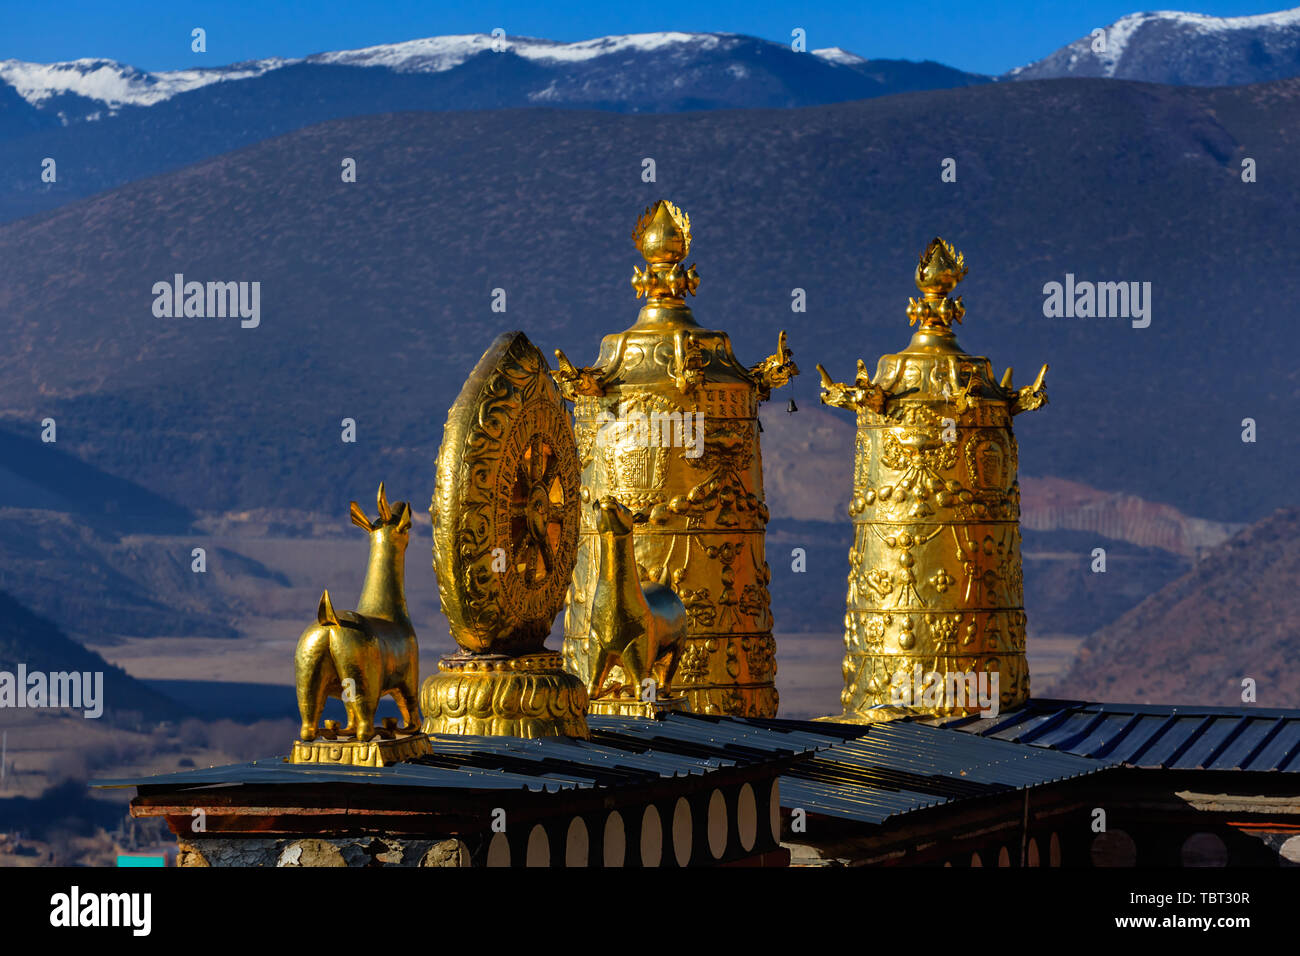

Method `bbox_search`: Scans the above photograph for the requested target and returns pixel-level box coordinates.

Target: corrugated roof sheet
[744,716,1116,826]
[927,698,1300,772]
[95,713,833,794]
[110,705,1257,827]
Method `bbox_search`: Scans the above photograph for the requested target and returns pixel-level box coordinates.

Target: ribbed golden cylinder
[561,329,779,717]
[820,238,1046,722]
[837,351,1029,720]
[557,201,797,718]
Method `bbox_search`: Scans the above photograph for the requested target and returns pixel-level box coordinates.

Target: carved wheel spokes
[509,433,568,587]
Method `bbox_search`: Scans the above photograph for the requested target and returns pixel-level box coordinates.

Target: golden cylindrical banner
[818,238,1048,721]
[554,200,797,717]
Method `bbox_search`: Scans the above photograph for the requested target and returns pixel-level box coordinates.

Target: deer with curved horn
[294,483,420,743]
[588,495,687,704]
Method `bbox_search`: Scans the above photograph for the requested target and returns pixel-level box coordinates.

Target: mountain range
[6,9,1300,223]
[0,34,986,224]
[0,76,1292,526]
[0,33,986,122]
[9,8,1300,125]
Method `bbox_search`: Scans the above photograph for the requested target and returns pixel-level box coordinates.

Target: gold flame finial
[633,200,691,262]
[907,237,968,329]
[631,200,700,305]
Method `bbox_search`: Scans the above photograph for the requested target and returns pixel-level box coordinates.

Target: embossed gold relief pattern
[818,238,1048,721]
[555,201,795,717]
[430,333,581,656]
[423,331,590,738]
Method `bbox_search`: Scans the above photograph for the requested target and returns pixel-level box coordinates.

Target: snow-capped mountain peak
[1007,6,1300,85]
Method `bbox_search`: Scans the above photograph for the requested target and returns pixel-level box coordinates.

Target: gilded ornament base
[678,683,779,717]
[815,707,911,725]
[289,732,432,767]
[837,650,1030,721]
[587,694,690,719]
[419,652,591,739]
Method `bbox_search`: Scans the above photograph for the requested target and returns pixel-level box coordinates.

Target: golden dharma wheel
[430,331,581,656]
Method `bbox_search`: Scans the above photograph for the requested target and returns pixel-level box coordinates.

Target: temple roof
[94,714,830,793]
[925,698,1300,772]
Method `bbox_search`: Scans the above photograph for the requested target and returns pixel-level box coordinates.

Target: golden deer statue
[588,495,687,702]
[295,483,420,742]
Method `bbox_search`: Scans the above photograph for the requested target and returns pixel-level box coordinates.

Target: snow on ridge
[1101,7,1300,76]
[308,33,507,71]
[313,32,734,72]
[1097,6,1300,39]
[1097,12,1152,74]
[813,47,867,65]
[1005,7,1300,78]
[0,56,289,108]
[0,31,769,110]
[1144,6,1300,32]
[527,32,730,62]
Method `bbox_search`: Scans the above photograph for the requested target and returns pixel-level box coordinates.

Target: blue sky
[0,1,1290,75]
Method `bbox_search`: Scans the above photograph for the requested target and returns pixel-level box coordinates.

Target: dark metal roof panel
[931,699,1300,772]
[1112,715,1211,768]
[1206,718,1282,771]
[1247,721,1300,772]
[96,713,825,794]
[1100,714,1179,764]
[590,714,839,756]
[774,718,1115,826]
[424,733,731,778]
[986,709,1078,743]
[1167,717,1248,770]
[831,724,1102,786]
[1047,713,1138,758]
[1020,710,1107,750]
[778,779,944,825]
[96,757,581,792]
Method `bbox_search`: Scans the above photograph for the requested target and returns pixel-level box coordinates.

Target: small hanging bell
[787,399,798,414]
